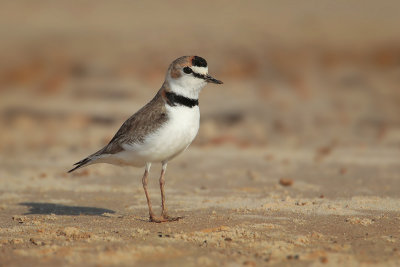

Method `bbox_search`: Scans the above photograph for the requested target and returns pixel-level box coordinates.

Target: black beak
[205,75,223,84]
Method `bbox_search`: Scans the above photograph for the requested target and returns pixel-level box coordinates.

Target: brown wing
[100,90,168,155]
[69,87,168,173]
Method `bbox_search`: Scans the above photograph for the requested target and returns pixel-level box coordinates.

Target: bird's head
[165,56,222,98]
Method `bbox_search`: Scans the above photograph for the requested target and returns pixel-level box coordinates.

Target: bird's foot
[162,215,183,222]
[149,215,182,223]
[149,216,166,223]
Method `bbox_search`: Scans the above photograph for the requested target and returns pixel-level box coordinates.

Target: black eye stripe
[192,72,206,79]
[183,67,192,74]
[182,66,207,80]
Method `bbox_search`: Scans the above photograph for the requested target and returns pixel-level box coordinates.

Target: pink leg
[159,162,182,222]
[142,163,157,221]
[160,162,168,218]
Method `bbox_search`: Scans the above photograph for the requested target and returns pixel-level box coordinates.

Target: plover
[69,56,222,222]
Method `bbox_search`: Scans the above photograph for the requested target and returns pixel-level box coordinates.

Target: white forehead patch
[191,66,208,75]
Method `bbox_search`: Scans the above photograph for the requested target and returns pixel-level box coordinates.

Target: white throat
[166,75,206,99]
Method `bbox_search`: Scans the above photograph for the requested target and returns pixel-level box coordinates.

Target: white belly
[113,105,200,166]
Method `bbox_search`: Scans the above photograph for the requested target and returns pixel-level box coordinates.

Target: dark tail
[68,157,92,173]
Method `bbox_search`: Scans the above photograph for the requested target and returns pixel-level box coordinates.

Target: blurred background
[1,2,400,265]
[1,0,400,159]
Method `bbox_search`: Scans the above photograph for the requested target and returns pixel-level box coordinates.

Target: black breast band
[165,91,199,108]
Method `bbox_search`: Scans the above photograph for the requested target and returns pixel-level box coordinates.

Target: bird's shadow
[19,202,115,216]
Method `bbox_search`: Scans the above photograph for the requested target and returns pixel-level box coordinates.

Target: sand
[1,1,400,266]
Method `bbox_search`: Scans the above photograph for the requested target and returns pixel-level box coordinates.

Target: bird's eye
[183,67,192,74]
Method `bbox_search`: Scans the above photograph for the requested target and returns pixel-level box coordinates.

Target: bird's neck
[163,91,199,108]
[164,78,205,100]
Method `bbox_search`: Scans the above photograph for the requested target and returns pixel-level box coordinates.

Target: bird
[68,56,223,223]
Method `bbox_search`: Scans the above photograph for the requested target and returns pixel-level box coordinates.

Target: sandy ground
[1,1,400,266]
